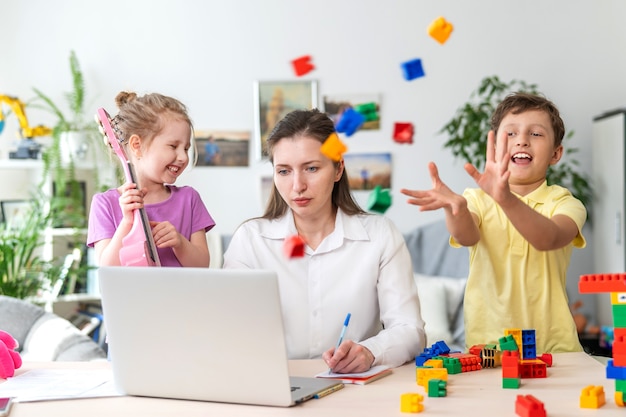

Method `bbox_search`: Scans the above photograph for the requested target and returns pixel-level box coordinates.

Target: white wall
[2,0,626,324]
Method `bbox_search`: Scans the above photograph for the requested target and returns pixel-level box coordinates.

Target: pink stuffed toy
[0,330,22,379]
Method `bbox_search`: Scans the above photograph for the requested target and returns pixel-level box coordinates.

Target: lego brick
[515,394,546,417]
[400,58,425,81]
[291,55,315,77]
[502,350,520,367]
[580,385,606,409]
[400,393,424,413]
[430,341,451,356]
[469,344,486,357]
[392,122,414,144]
[446,353,482,372]
[499,334,519,351]
[615,378,626,393]
[482,348,502,368]
[353,102,379,122]
[538,353,553,367]
[519,359,547,378]
[616,391,625,407]
[283,235,305,258]
[607,360,626,380]
[423,359,443,368]
[427,16,454,45]
[579,273,626,293]
[611,292,626,304]
[416,367,448,388]
[503,366,521,379]
[335,108,365,137]
[320,132,347,162]
[503,377,521,389]
[367,185,392,214]
[427,379,447,397]
[505,329,523,350]
[441,357,462,375]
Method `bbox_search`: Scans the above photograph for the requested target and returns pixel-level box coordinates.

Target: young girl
[87,91,215,267]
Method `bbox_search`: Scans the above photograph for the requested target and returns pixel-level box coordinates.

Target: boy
[401,92,586,353]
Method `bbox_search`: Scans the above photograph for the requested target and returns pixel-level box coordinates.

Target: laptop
[97,266,343,407]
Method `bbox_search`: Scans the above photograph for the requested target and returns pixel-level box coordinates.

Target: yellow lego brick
[400,393,424,413]
[505,328,522,351]
[423,359,443,368]
[580,385,606,409]
[416,367,448,390]
[611,292,626,305]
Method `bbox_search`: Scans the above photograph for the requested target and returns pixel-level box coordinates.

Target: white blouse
[223,209,425,368]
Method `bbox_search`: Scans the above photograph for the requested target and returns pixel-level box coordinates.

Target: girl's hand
[150,221,183,249]
[117,182,146,225]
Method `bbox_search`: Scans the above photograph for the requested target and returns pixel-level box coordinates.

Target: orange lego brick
[320,132,347,162]
[427,16,454,44]
[579,273,626,293]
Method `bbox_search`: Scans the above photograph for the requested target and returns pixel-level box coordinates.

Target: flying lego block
[400,393,424,413]
[580,385,606,409]
[291,55,315,77]
[428,16,454,45]
[401,58,425,81]
[320,133,347,162]
[367,185,392,214]
[336,108,366,137]
[515,394,546,417]
[283,235,305,259]
[353,102,379,122]
[393,122,414,144]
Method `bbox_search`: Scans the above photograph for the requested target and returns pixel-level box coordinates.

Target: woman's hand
[322,340,374,374]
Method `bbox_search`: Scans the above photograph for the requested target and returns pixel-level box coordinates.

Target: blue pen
[329,313,351,373]
[335,313,351,350]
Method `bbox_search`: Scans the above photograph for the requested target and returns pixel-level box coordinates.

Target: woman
[223,109,424,373]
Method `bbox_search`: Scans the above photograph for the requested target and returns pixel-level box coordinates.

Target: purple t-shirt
[87,185,215,267]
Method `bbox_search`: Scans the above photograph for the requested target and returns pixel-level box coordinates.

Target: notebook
[97,266,343,407]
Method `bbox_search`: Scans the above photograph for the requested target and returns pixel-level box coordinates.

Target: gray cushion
[0,295,46,351]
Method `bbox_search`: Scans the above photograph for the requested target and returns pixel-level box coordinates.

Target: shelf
[0,159,43,169]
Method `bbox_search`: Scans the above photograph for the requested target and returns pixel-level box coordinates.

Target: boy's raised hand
[400,161,466,216]
[464,130,511,204]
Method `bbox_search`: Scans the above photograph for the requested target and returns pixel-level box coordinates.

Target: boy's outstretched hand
[400,161,467,216]
[464,130,512,205]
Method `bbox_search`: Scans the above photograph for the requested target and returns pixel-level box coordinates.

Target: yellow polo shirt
[453,181,587,354]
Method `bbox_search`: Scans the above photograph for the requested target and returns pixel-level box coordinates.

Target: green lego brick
[502,377,521,389]
[616,379,626,393]
[427,379,447,397]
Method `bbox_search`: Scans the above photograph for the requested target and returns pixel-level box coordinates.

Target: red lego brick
[392,122,414,144]
[502,350,520,367]
[579,273,626,293]
[515,394,546,417]
[291,55,315,77]
[447,353,482,372]
[538,353,552,367]
[283,235,305,258]
[519,360,547,378]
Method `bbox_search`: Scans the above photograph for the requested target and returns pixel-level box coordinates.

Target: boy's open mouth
[512,152,532,165]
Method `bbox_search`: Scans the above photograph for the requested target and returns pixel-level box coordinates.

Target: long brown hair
[261,108,365,220]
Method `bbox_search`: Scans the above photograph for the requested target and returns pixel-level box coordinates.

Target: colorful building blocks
[502,350,521,389]
[580,385,606,408]
[393,122,414,144]
[538,353,553,367]
[400,393,424,413]
[283,235,305,258]
[416,367,448,391]
[335,108,365,137]
[427,379,447,397]
[515,394,546,417]
[353,102,379,122]
[320,132,347,162]
[400,58,425,81]
[519,359,547,378]
[427,16,454,45]
[499,334,519,351]
[367,185,392,214]
[446,353,481,372]
[291,55,315,77]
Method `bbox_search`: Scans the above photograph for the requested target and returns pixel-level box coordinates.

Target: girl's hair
[261,108,365,220]
[491,92,565,147]
[112,91,197,162]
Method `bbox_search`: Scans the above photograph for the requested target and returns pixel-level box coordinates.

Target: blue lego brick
[335,108,365,137]
[401,58,425,81]
[607,360,626,380]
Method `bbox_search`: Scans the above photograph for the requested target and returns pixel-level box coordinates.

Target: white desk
[3,352,624,416]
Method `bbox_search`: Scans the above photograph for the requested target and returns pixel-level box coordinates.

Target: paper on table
[0,369,123,402]
[315,365,390,379]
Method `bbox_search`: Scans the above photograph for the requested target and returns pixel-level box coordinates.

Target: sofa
[210,219,469,352]
[0,295,107,361]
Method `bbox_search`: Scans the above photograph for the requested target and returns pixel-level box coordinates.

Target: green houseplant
[0,197,61,299]
[440,75,593,216]
[31,50,100,229]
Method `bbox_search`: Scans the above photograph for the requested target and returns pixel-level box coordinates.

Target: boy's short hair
[490,92,565,147]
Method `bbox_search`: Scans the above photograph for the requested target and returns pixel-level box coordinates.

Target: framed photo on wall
[254,80,318,160]
[195,130,250,167]
[343,152,392,191]
[0,200,32,229]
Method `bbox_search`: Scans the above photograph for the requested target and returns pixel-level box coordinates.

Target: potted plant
[0,197,61,299]
[31,50,100,229]
[440,75,593,217]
